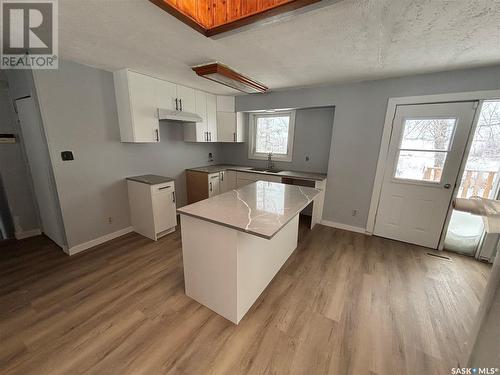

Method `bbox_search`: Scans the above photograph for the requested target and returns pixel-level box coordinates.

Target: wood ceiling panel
[150,0,320,36]
[213,0,228,26]
[197,0,214,28]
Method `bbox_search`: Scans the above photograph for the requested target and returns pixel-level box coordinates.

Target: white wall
[220,107,334,173]
[466,248,500,368]
[0,73,39,238]
[235,65,500,229]
[33,60,221,249]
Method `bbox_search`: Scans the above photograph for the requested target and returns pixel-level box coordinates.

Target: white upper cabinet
[176,85,196,113]
[184,92,218,143]
[216,96,235,112]
[206,94,218,142]
[216,96,244,143]
[114,69,241,144]
[192,90,208,142]
[155,78,177,111]
[114,69,160,143]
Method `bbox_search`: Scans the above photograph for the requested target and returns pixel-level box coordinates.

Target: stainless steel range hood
[158,108,202,123]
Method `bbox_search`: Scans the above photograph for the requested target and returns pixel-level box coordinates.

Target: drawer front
[151,181,175,194]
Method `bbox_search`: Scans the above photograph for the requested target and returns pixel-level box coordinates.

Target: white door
[152,186,177,234]
[176,85,196,113]
[155,78,177,111]
[206,94,217,142]
[217,112,236,142]
[208,173,220,197]
[374,102,478,248]
[16,97,66,248]
[219,171,228,193]
[194,90,208,142]
[128,71,159,142]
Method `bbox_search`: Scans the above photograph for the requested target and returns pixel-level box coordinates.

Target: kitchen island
[178,181,320,324]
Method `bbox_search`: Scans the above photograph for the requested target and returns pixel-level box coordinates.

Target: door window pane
[255,116,290,154]
[395,151,447,182]
[400,119,456,150]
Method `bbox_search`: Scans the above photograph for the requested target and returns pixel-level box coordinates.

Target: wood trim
[206,0,320,36]
[192,63,269,93]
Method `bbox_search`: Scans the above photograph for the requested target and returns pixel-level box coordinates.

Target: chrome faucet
[267,153,275,170]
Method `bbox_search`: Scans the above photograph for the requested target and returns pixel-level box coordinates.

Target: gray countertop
[126,174,175,185]
[186,164,327,181]
[177,181,320,239]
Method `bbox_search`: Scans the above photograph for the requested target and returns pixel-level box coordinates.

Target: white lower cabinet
[208,173,220,197]
[219,170,236,193]
[127,180,177,241]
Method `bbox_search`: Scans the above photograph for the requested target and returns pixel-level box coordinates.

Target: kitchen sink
[250,167,269,172]
[250,167,283,173]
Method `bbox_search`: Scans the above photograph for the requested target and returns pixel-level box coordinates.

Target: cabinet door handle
[159,185,171,190]
[155,129,159,142]
[172,191,176,202]
[175,98,178,111]
[209,182,212,192]
[233,132,236,142]
[221,173,224,181]
[179,99,183,111]
[209,132,211,142]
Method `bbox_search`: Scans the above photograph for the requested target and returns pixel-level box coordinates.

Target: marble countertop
[126,174,175,185]
[186,164,327,181]
[177,181,320,239]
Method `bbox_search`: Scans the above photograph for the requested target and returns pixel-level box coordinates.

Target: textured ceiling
[59,0,500,95]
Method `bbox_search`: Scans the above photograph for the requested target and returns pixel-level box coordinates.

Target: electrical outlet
[305,155,310,161]
[352,209,358,217]
[107,217,113,224]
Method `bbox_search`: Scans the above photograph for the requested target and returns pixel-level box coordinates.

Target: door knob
[444,183,452,189]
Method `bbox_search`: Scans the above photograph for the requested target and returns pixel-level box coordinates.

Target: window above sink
[248,111,296,162]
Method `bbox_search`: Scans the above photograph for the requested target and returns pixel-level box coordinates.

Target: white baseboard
[68,226,134,256]
[320,220,367,234]
[15,228,42,240]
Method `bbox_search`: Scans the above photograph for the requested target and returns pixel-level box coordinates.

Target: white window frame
[248,111,296,162]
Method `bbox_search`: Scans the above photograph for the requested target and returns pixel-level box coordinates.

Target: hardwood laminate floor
[0,221,491,375]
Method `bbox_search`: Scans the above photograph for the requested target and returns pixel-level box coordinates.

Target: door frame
[367,90,500,237]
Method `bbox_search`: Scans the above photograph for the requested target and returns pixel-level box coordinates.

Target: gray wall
[220,107,334,173]
[33,60,221,249]
[235,65,500,229]
[0,73,39,237]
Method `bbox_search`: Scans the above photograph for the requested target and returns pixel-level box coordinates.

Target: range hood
[158,108,202,123]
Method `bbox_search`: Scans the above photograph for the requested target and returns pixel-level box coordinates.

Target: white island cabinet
[178,181,320,324]
[127,175,177,241]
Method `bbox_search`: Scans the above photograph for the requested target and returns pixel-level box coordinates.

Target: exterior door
[374,102,478,248]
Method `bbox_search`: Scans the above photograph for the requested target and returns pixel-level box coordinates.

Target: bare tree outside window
[458,101,500,198]
[395,118,456,182]
[255,116,290,154]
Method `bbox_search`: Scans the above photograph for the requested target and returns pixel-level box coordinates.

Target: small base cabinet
[127,180,177,240]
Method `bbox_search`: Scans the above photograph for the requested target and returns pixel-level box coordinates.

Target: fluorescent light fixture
[192,62,268,94]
